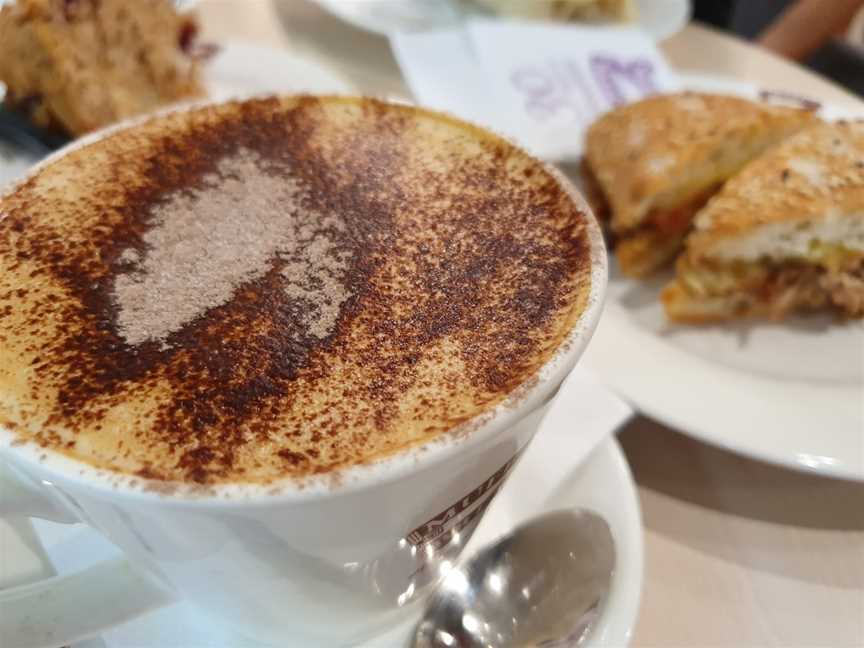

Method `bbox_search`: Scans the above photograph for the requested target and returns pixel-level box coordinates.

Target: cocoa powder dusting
[112,149,351,346]
[0,96,593,485]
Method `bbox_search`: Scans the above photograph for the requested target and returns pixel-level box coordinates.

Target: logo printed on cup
[405,453,521,548]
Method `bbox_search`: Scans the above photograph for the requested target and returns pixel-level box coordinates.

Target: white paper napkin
[392,19,681,159]
[494,365,633,523]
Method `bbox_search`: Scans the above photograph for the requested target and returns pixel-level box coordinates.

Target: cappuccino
[0,96,593,485]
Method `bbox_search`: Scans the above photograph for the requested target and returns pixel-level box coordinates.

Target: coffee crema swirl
[0,96,593,485]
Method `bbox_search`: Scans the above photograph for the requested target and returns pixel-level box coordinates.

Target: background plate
[312,0,690,41]
[583,73,864,480]
[203,40,353,99]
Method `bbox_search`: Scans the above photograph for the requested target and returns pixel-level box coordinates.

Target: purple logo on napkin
[590,55,658,106]
[509,60,596,123]
[506,54,666,125]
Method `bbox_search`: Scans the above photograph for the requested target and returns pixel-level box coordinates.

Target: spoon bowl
[412,508,615,648]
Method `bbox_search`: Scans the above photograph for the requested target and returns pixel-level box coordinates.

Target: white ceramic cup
[0,99,607,648]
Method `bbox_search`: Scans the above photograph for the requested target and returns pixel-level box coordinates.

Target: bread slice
[0,0,205,137]
[585,93,816,277]
[663,120,864,323]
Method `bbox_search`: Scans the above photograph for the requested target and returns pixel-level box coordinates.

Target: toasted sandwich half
[584,93,816,277]
[662,120,864,323]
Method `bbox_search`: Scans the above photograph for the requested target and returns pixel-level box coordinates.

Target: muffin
[0,0,206,137]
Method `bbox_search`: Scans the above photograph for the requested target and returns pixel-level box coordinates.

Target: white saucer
[312,0,690,41]
[583,73,864,481]
[15,438,641,648]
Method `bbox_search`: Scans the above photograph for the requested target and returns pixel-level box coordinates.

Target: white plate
[0,42,352,191]
[15,438,641,648]
[584,73,864,481]
[313,0,690,41]
[203,41,353,100]
[0,143,37,191]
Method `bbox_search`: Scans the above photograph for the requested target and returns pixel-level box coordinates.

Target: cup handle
[0,462,176,648]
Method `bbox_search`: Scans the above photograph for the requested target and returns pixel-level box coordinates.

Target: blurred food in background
[0,0,207,138]
[470,0,636,24]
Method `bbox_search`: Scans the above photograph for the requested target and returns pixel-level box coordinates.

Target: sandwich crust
[687,120,864,261]
[584,93,816,234]
[664,120,864,322]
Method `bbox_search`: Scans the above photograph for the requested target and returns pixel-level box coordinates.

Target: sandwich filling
[614,186,720,277]
[664,239,864,321]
